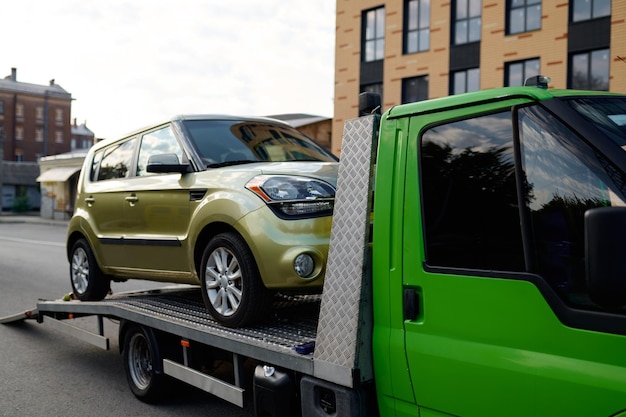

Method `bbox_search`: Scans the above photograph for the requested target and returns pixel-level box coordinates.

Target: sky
[2,0,336,140]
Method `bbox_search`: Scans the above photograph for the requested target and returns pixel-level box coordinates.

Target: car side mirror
[586,207,626,309]
[146,153,190,174]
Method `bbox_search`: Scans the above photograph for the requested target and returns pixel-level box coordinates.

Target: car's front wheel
[69,238,110,301]
[200,232,270,327]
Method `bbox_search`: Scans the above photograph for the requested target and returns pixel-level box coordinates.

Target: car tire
[69,238,110,301]
[200,232,270,327]
[122,324,165,403]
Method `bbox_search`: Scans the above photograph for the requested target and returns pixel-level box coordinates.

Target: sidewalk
[0,211,69,227]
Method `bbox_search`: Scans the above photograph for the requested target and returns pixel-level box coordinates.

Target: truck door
[401,105,626,417]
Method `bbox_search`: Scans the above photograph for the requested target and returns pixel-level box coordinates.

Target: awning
[36,166,81,182]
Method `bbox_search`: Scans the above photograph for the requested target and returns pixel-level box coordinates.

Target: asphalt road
[0,218,254,417]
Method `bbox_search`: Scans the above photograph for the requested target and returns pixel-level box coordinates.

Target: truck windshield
[568,97,626,149]
[518,102,626,312]
[181,119,337,167]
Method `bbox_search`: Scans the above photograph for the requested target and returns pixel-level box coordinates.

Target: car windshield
[181,119,337,167]
[568,96,626,149]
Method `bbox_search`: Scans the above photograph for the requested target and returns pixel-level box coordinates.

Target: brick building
[0,68,73,209]
[332,0,626,155]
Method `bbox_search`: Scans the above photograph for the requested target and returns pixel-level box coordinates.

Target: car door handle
[84,197,95,207]
[125,195,139,206]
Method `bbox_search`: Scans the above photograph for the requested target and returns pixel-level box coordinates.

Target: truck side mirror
[586,207,626,308]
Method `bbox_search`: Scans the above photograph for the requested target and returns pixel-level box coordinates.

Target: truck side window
[518,105,626,310]
[421,111,525,271]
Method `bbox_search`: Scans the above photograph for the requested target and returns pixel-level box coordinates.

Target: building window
[36,128,44,142]
[570,49,610,91]
[453,0,481,44]
[71,138,77,150]
[36,107,44,120]
[16,126,24,140]
[505,58,540,86]
[405,0,430,53]
[55,131,63,143]
[15,150,24,162]
[0,100,4,114]
[572,0,611,22]
[361,83,383,98]
[452,68,480,94]
[402,75,429,104]
[363,7,385,62]
[507,0,541,34]
[16,103,24,117]
[55,109,63,123]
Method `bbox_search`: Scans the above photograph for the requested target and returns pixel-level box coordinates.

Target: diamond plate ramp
[313,115,379,387]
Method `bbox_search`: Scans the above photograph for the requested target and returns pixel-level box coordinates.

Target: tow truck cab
[370,85,626,416]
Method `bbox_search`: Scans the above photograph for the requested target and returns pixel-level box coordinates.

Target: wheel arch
[193,221,244,277]
[66,230,87,262]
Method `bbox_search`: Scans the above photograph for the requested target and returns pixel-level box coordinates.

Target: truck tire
[69,238,110,301]
[122,324,165,403]
[200,232,270,327]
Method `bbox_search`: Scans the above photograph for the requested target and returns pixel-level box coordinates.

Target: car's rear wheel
[69,238,110,301]
[200,232,270,327]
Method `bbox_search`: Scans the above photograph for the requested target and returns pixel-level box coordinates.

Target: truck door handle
[84,197,95,207]
[125,195,139,207]
[403,289,419,321]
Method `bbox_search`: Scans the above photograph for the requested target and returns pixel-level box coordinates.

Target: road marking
[0,236,64,247]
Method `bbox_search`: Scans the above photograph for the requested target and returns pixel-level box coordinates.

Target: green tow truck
[4,78,626,416]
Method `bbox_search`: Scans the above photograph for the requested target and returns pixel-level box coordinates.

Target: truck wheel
[69,238,110,301]
[200,232,269,327]
[122,325,164,403]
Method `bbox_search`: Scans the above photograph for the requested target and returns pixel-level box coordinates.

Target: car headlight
[246,175,335,219]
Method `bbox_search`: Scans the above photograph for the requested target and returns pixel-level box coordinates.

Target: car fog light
[294,254,315,278]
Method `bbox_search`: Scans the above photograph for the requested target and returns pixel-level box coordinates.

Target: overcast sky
[2,0,336,140]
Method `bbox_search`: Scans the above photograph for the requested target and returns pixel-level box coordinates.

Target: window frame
[570,0,611,22]
[453,0,482,45]
[402,75,429,104]
[362,6,386,63]
[404,0,431,54]
[568,49,610,91]
[451,68,480,95]
[504,58,540,87]
[506,0,542,35]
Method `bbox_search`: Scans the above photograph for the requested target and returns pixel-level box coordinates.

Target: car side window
[97,138,138,181]
[136,126,184,176]
[90,150,104,182]
[420,111,525,271]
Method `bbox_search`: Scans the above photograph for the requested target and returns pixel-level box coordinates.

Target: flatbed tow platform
[1,286,322,408]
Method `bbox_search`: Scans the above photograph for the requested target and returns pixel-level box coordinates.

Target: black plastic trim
[100,237,181,247]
